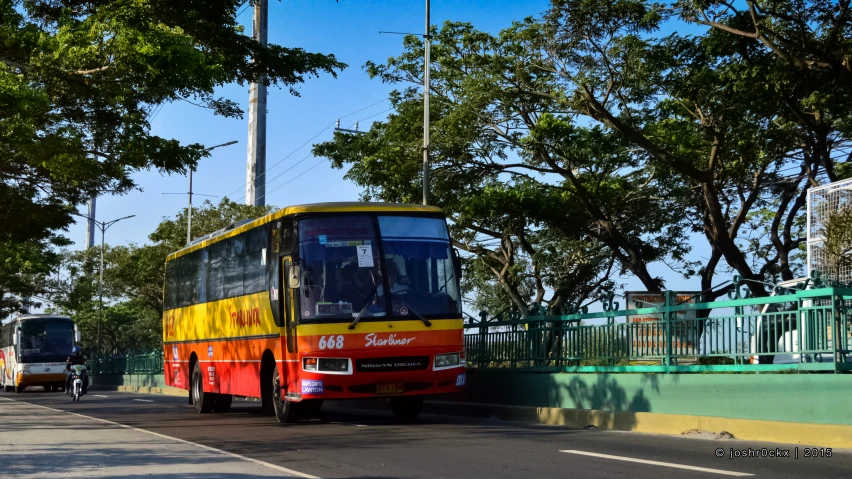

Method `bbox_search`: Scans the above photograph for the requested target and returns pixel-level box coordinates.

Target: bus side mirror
[75,329,82,343]
[452,248,462,281]
[12,333,17,346]
[288,264,302,289]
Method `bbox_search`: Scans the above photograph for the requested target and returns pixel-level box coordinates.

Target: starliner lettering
[364,333,415,347]
[229,306,261,329]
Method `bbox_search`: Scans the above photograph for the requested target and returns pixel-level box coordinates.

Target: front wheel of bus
[390,395,423,422]
[191,362,215,413]
[272,367,297,423]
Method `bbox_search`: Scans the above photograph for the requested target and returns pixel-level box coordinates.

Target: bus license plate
[376,383,404,395]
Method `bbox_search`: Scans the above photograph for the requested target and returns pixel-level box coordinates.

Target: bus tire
[272,366,298,423]
[390,395,423,422]
[191,362,215,413]
[15,385,24,394]
[213,394,233,413]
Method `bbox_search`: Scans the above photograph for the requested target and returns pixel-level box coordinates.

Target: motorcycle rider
[65,346,88,395]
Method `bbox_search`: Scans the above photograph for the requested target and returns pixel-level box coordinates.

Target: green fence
[90,352,164,376]
[464,278,852,373]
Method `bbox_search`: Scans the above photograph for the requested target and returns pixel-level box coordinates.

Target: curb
[420,401,852,450]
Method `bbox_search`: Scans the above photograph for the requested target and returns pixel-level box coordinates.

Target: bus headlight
[318,358,349,372]
[434,353,460,368]
[303,357,350,373]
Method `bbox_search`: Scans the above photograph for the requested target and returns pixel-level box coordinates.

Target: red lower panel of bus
[163,338,465,401]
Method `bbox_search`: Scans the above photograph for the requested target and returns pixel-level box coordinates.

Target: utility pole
[84,197,97,249]
[422,0,431,206]
[246,0,269,207]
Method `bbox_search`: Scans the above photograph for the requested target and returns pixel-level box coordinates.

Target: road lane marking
[1,397,319,479]
[94,395,109,398]
[133,399,154,403]
[559,450,754,477]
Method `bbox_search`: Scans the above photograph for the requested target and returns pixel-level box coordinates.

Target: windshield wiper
[390,292,432,327]
[348,286,378,330]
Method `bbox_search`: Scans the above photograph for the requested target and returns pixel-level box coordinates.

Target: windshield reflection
[297,215,461,321]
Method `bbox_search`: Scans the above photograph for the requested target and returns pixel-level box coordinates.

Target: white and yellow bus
[1,315,81,393]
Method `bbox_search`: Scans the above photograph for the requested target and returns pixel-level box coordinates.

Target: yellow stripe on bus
[163,292,278,343]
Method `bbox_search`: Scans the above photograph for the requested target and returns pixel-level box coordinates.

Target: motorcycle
[69,364,87,402]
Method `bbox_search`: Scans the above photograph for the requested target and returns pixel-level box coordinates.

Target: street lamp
[73,213,135,360]
[166,140,238,245]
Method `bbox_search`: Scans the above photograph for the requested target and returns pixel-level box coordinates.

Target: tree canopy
[49,198,272,355]
[0,0,344,315]
[314,0,851,315]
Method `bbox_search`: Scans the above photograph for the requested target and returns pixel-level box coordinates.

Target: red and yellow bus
[163,202,465,422]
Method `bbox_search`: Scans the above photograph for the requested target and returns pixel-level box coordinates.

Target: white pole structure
[246,0,269,207]
[422,0,431,206]
[84,197,97,249]
[187,168,193,245]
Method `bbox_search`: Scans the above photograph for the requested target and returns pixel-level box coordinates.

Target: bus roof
[166,202,444,262]
[11,314,72,323]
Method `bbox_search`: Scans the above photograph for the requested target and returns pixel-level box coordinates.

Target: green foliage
[0,0,344,316]
[48,198,274,355]
[317,0,852,311]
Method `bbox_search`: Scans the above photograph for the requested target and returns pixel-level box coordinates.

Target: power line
[348,107,393,129]
[258,157,330,203]
[236,1,251,18]
[224,97,390,200]
[233,151,316,203]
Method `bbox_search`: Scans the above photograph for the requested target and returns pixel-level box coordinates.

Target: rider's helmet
[71,346,82,357]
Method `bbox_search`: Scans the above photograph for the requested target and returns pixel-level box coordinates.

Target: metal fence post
[664,290,674,369]
[478,310,488,368]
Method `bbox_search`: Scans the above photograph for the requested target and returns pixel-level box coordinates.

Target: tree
[677,0,852,101]
[49,198,274,354]
[316,0,851,314]
[0,0,344,316]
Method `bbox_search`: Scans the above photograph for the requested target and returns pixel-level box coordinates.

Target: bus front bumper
[16,373,66,386]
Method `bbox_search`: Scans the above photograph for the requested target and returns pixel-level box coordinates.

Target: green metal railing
[465,278,852,373]
[89,352,164,376]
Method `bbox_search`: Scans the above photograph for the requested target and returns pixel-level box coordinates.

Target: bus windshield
[298,215,461,321]
[20,319,74,363]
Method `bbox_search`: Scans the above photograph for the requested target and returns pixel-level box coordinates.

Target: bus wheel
[390,395,423,422]
[272,367,297,423]
[191,362,215,413]
[213,394,233,413]
[15,385,25,394]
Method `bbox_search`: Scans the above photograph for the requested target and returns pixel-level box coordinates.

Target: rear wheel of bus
[390,395,423,422]
[191,362,215,413]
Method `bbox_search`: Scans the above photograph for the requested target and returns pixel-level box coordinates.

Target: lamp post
[169,140,238,245]
[73,213,135,360]
[188,141,239,244]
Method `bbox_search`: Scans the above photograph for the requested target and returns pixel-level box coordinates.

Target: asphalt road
[3,388,850,479]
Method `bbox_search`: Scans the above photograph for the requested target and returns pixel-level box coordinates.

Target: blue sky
[69,0,552,247]
[64,0,716,304]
